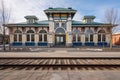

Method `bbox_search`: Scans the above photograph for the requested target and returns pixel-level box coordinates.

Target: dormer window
[24,15,38,24]
[82,15,96,23]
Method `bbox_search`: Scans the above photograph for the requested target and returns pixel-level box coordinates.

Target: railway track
[0,57,120,70]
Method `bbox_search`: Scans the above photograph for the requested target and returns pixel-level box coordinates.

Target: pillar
[93,34,98,46]
[81,34,85,45]
[22,34,26,46]
[10,34,14,43]
[35,34,39,46]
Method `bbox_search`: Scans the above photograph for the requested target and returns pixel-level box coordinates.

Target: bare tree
[104,8,119,49]
[0,0,11,51]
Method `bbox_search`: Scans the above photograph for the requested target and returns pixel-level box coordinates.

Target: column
[35,34,39,46]
[10,34,14,43]
[48,32,53,47]
[93,34,98,46]
[48,14,54,47]
[66,33,68,44]
[66,14,72,47]
[81,34,85,46]
[22,34,26,46]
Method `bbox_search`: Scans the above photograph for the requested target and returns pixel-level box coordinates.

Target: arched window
[98,30,106,42]
[85,29,93,42]
[73,30,81,42]
[39,30,47,42]
[26,30,34,42]
[55,28,65,34]
[14,30,22,42]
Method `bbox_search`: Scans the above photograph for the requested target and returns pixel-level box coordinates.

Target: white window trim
[85,34,93,42]
[14,33,22,42]
[26,33,34,42]
[98,34,106,42]
[39,33,47,42]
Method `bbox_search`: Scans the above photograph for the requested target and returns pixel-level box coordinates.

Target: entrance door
[55,35,66,46]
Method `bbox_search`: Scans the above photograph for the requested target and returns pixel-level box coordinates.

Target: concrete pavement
[0,48,120,57]
[0,70,120,80]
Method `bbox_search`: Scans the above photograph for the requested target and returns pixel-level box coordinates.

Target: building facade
[112,33,120,45]
[6,7,113,47]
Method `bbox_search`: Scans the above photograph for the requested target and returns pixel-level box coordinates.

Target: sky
[2,0,120,32]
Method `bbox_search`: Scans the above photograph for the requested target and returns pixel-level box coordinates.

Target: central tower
[44,7,76,47]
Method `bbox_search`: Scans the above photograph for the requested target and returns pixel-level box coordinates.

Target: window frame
[39,30,47,42]
[14,30,22,42]
[26,30,35,42]
[85,29,93,42]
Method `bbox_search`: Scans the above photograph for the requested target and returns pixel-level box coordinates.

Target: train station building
[6,7,114,47]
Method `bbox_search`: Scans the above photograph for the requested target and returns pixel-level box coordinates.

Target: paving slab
[0,70,120,80]
[0,51,120,57]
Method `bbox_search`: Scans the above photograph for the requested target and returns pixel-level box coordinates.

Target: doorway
[55,34,66,46]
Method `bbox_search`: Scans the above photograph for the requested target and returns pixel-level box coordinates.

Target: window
[26,30,34,42]
[78,35,81,42]
[90,34,93,42]
[14,34,17,42]
[62,23,65,27]
[39,34,42,42]
[19,35,22,41]
[27,35,30,41]
[85,34,89,42]
[73,30,81,42]
[54,22,59,29]
[62,22,66,29]
[73,34,76,42]
[31,34,34,41]
[102,35,106,41]
[14,30,22,42]
[98,34,101,42]
[98,30,106,42]
[39,30,47,42]
[55,28,65,34]
[44,34,47,42]
[85,29,93,42]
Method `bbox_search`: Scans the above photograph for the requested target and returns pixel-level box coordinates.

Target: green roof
[6,20,111,27]
[6,20,49,27]
[24,15,38,20]
[44,7,76,11]
[44,7,77,14]
[83,15,96,19]
[72,20,110,26]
